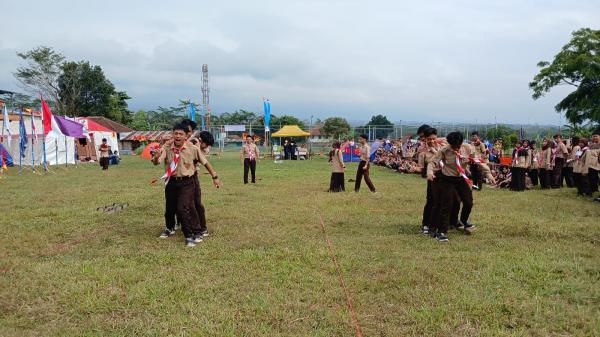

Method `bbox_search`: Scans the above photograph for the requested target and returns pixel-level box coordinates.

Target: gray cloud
[1,0,598,124]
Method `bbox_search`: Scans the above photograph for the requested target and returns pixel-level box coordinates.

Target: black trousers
[551,157,565,188]
[563,166,575,187]
[193,172,207,233]
[470,164,483,189]
[165,177,201,238]
[244,158,256,184]
[589,168,599,193]
[99,157,109,170]
[510,167,526,191]
[422,179,435,227]
[355,161,376,192]
[437,175,473,234]
[539,168,551,189]
[574,173,591,196]
[164,184,179,231]
[428,178,460,233]
[329,172,345,192]
[529,169,539,186]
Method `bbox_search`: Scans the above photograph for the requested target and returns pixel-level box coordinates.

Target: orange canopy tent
[140,142,160,159]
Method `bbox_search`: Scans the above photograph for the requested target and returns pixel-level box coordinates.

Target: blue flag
[188,102,196,123]
[18,110,27,159]
[263,98,271,131]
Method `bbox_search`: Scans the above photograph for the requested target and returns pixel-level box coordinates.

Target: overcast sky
[1,0,598,124]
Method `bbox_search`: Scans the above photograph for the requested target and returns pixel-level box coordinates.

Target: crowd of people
[331,125,599,242]
[372,129,600,199]
[150,118,598,247]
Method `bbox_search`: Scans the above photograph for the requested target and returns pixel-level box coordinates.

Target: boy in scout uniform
[152,123,221,247]
[355,134,377,193]
[427,132,475,242]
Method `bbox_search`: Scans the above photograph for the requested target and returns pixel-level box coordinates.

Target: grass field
[1,153,599,336]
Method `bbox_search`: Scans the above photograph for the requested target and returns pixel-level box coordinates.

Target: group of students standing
[508,130,600,200]
[151,119,221,247]
[328,134,377,194]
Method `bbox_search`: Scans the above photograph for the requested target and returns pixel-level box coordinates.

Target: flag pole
[30,112,35,172]
[40,98,48,171]
[18,109,23,175]
[64,135,68,168]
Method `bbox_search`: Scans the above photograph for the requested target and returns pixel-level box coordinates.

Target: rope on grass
[317,213,364,337]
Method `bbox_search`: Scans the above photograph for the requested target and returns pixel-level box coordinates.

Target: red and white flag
[41,96,64,138]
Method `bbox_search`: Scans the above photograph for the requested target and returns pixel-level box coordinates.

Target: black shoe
[459,220,476,234]
[594,197,600,203]
[421,225,429,235]
[159,228,175,238]
[192,235,203,243]
[435,232,449,242]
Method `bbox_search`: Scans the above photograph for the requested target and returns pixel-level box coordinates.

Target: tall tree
[271,114,306,129]
[530,28,600,126]
[322,117,351,139]
[13,46,65,111]
[58,61,123,119]
[365,114,393,138]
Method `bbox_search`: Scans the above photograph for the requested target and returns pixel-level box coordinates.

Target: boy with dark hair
[417,127,441,235]
[552,134,568,188]
[152,123,221,247]
[241,134,260,184]
[98,138,110,170]
[427,131,474,242]
[588,129,600,200]
[355,134,377,193]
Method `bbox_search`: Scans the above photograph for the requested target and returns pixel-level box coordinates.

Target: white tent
[76,117,119,157]
[2,113,76,166]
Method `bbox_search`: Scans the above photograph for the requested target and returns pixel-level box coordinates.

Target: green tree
[271,114,306,129]
[130,109,150,130]
[13,46,65,111]
[530,28,600,126]
[365,114,393,139]
[563,121,593,138]
[58,61,130,122]
[321,117,351,139]
[484,125,516,141]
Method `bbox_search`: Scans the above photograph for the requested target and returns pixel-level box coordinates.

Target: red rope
[318,214,364,337]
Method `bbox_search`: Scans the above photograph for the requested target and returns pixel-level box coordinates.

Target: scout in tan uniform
[552,134,568,188]
[153,123,221,247]
[417,127,442,235]
[529,140,540,186]
[427,132,475,242]
[355,134,376,193]
[240,135,260,184]
[538,139,554,189]
[573,138,591,196]
[469,132,496,188]
[587,129,600,197]
[328,141,346,192]
[510,140,528,191]
[563,138,578,187]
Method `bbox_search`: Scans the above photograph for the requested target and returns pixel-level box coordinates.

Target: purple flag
[54,116,85,138]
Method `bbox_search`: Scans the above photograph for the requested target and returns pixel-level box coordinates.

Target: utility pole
[201,64,210,130]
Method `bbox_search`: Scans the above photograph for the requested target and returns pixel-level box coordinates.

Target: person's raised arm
[151,146,166,166]
[197,148,221,188]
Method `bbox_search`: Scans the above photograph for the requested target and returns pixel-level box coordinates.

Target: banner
[224,125,246,132]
